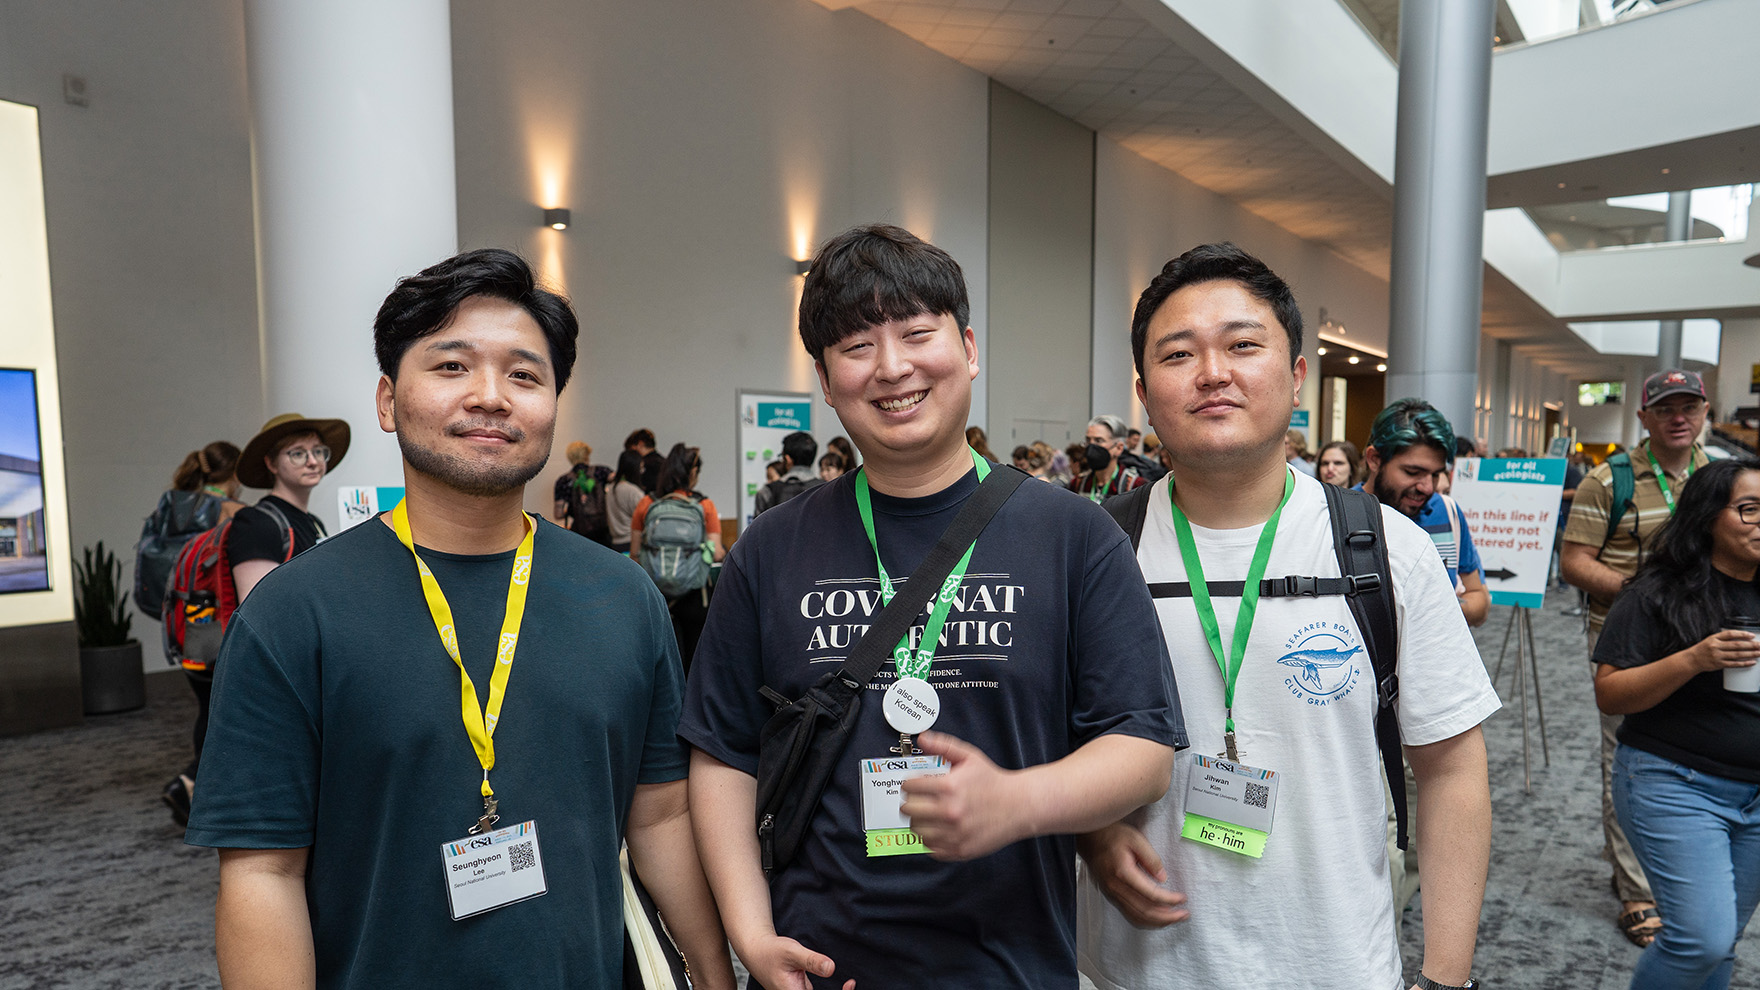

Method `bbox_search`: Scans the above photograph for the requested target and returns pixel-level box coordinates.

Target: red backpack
[161,502,293,674]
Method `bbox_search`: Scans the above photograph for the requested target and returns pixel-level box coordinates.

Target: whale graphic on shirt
[1276,645,1364,691]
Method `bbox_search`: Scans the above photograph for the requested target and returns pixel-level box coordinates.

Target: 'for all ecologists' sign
[1450,457,1567,609]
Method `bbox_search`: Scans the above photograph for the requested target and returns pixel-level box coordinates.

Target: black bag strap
[1146,573,1384,600]
[1101,482,1154,551]
[832,465,1030,693]
[1320,482,1407,850]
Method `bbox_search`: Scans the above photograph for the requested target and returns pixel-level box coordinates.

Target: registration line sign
[1450,457,1568,609]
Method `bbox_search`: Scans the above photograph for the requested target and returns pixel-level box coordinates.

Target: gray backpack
[639,493,710,598]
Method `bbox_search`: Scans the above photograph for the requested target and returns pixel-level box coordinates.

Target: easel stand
[1491,604,1550,792]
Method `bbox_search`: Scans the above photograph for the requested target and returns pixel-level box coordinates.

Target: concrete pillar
[1490,339,1512,450]
[1622,363,1643,449]
[245,0,458,509]
[1655,190,1692,371]
[1385,0,1496,436]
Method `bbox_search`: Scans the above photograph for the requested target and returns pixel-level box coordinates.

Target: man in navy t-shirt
[681,224,1184,989]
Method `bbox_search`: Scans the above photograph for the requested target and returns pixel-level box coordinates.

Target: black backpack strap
[254,500,301,562]
[833,466,1031,691]
[1320,483,1407,850]
[1147,573,1383,600]
[1101,483,1155,552]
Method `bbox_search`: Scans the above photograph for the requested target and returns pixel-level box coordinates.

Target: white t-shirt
[1078,470,1499,990]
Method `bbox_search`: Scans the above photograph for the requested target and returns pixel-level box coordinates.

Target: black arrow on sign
[1483,567,1517,581]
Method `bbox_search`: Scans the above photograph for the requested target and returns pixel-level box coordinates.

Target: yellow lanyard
[391,499,536,831]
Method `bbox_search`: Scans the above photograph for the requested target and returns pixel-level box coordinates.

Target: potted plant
[74,540,144,714]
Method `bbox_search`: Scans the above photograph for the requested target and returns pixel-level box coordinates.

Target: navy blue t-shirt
[679,467,1185,989]
[186,516,688,990]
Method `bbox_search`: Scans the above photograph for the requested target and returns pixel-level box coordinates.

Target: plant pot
[80,641,145,715]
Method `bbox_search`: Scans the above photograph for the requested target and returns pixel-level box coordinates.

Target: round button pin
[883,676,940,735]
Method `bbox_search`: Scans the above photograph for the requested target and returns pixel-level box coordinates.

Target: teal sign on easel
[1450,458,1567,608]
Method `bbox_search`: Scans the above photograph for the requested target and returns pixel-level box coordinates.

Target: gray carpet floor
[3,587,1755,988]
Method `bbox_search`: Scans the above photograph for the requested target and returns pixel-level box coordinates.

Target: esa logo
[1277,623,1364,706]
[464,836,495,850]
[871,759,911,771]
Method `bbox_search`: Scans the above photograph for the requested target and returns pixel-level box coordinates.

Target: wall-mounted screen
[0,369,50,594]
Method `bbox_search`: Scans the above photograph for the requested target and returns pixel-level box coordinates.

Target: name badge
[440,819,549,920]
[859,754,948,857]
[1180,754,1280,859]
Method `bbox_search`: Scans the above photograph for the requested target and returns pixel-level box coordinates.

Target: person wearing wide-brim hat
[237,412,350,490]
[228,413,350,603]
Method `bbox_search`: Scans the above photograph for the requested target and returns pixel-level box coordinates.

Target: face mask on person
[1084,444,1111,472]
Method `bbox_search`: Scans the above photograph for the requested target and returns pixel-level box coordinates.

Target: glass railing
[1526,183,1752,252]
[1339,0,1705,58]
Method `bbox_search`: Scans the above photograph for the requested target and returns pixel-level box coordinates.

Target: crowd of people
[119,226,1757,990]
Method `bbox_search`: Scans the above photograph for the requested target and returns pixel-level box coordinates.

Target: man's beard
[1372,473,1424,519]
[397,419,551,497]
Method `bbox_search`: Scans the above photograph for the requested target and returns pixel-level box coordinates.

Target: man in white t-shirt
[1077,243,1498,990]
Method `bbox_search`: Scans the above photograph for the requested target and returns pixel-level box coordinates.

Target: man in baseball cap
[1560,367,1709,947]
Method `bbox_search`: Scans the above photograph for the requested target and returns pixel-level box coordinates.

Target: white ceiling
[822,0,1638,379]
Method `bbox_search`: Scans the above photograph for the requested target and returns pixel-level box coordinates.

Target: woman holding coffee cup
[1594,457,1760,990]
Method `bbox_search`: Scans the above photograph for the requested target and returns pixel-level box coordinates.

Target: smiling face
[1135,280,1305,472]
[1714,469,1760,573]
[1366,443,1447,518]
[375,295,558,498]
[815,311,978,479]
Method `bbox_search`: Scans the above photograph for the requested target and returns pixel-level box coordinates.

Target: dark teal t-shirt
[186,515,688,990]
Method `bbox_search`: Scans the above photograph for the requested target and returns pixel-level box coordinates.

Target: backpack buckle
[1377,671,1400,708]
[1344,573,1382,596]
[1283,575,1320,597]
[1345,529,1377,547]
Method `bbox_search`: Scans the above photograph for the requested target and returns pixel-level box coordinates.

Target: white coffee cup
[1727,659,1760,693]
[1724,622,1760,693]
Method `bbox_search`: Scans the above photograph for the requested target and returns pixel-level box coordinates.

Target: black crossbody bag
[753,464,1029,875]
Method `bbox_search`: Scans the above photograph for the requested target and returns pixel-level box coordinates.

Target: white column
[245,0,458,502]
[1385,0,1496,437]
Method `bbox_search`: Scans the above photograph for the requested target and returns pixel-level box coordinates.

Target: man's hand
[737,932,855,990]
[1076,822,1188,929]
[900,731,1030,860]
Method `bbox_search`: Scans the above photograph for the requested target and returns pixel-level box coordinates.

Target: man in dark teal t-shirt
[186,249,733,990]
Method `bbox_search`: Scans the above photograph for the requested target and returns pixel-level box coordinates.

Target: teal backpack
[1601,453,1636,543]
[639,493,711,598]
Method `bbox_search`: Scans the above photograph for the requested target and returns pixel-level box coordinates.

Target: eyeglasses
[1731,503,1760,525]
[283,445,331,465]
[1648,400,1706,418]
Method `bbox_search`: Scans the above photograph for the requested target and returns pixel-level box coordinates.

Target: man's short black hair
[1129,242,1302,379]
[781,431,817,469]
[625,429,656,450]
[374,248,579,392]
[798,224,970,363]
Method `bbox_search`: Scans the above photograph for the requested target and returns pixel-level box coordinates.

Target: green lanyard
[1645,446,1694,516]
[1168,470,1294,762]
[1084,467,1117,504]
[854,447,989,680]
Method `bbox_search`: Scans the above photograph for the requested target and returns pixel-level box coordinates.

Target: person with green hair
[1362,398,1489,628]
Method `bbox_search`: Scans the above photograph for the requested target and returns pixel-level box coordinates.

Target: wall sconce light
[543,208,571,231]
[794,259,812,276]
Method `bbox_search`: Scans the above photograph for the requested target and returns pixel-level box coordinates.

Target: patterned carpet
[3,588,1755,989]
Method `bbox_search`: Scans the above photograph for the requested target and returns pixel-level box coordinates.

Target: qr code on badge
[1243,783,1270,809]
[508,840,536,873]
